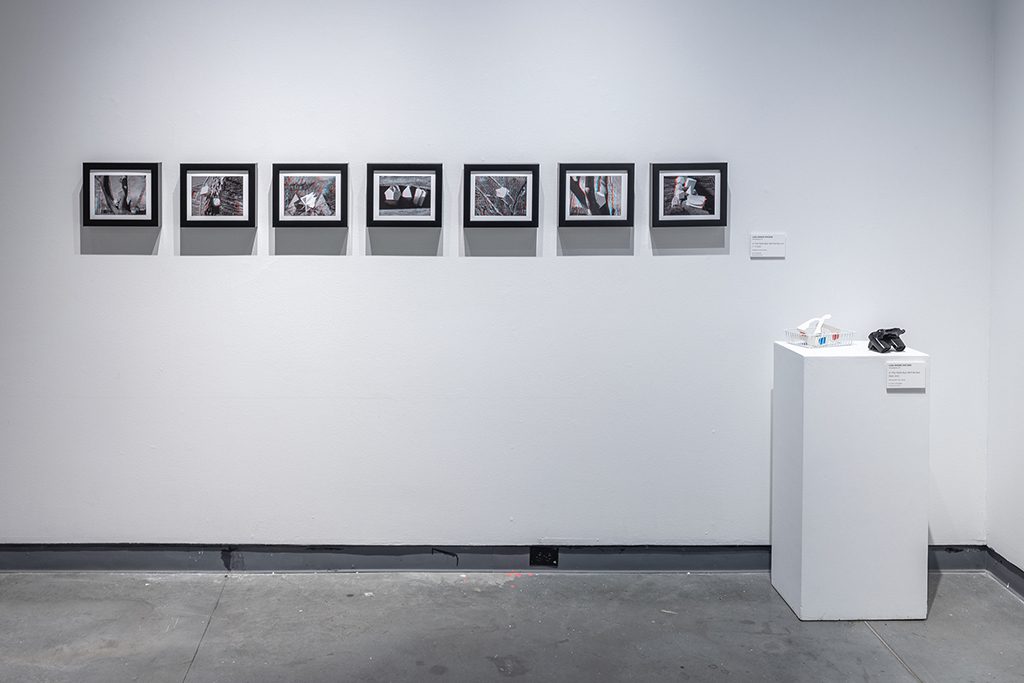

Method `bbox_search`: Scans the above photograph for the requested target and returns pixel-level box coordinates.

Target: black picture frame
[650,162,728,228]
[272,163,348,228]
[463,164,540,228]
[558,163,635,227]
[179,163,257,228]
[366,163,443,228]
[82,162,160,227]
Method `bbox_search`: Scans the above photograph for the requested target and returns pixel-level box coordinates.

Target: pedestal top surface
[775,340,928,359]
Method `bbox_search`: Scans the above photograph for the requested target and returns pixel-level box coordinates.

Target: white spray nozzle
[797,314,832,335]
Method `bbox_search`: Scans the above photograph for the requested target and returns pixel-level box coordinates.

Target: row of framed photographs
[82,162,728,230]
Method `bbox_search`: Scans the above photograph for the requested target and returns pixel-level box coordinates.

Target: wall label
[750,232,786,258]
[886,361,927,390]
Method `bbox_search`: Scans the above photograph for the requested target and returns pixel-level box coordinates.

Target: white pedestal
[770,341,929,620]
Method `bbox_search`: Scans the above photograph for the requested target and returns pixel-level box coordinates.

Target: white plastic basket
[784,324,856,348]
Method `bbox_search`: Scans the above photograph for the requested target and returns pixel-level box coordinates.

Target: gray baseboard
[0,545,226,572]
[0,544,1019,598]
[225,545,770,572]
[927,545,990,571]
[0,544,770,573]
[987,547,1024,595]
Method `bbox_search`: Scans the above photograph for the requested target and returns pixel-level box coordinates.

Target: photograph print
[463,164,539,228]
[179,163,257,228]
[558,163,635,227]
[82,162,160,227]
[367,163,443,227]
[272,164,348,228]
[651,162,728,227]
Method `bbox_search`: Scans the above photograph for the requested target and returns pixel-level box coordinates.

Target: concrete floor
[0,571,1021,682]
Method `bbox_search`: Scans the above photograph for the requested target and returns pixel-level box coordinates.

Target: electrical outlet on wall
[529,546,559,567]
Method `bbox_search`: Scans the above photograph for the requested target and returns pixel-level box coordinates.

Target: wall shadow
[557,226,634,256]
[651,187,732,256]
[82,227,161,255]
[176,173,256,255]
[464,227,537,257]
[180,228,257,256]
[366,227,443,256]
[651,227,729,255]
[768,386,775,547]
[76,187,161,255]
[927,528,939,615]
[274,227,348,255]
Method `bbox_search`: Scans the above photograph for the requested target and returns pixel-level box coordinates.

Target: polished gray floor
[0,571,1021,682]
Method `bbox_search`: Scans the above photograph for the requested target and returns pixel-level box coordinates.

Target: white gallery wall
[0,0,993,545]
[989,0,1024,570]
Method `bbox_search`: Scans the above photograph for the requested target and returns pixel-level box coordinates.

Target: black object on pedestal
[868,328,907,353]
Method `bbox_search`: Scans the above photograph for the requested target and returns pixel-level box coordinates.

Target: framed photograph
[651,162,727,227]
[558,163,634,227]
[366,163,443,228]
[82,162,160,227]
[272,164,348,228]
[180,163,257,228]
[463,164,539,228]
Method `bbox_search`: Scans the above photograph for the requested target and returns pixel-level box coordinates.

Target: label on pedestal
[886,361,927,390]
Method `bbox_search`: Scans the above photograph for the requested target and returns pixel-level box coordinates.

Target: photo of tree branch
[190,175,245,217]
[93,174,147,215]
[473,175,529,217]
[567,174,624,216]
